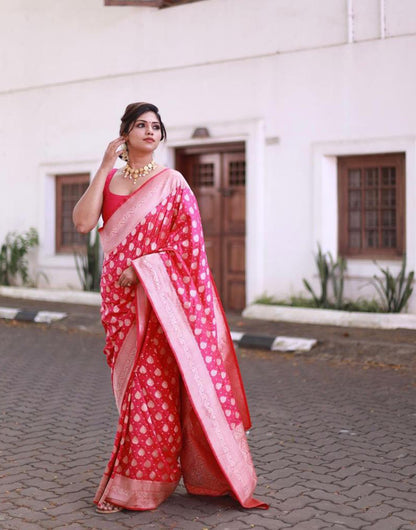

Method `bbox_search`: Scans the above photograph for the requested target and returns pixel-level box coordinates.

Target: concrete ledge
[0,286,101,306]
[242,303,416,330]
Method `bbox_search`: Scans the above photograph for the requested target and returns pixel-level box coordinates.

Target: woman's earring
[119,143,129,162]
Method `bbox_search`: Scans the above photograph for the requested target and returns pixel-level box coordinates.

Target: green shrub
[257,245,414,313]
[371,256,414,313]
[74,228,102,292]
[0,228,39,286]
[302,244,346,309]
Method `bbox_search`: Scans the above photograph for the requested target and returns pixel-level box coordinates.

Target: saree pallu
[94,168,267,510]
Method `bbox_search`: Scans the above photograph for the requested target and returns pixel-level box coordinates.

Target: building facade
[1,0,416,311]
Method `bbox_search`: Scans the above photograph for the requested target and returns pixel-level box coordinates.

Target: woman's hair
[119,102,167,140]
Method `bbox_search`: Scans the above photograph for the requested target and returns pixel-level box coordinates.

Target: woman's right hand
[100,136,127,172]
[73,136,126,233]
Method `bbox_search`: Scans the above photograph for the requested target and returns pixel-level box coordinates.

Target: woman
[73,102,267,514]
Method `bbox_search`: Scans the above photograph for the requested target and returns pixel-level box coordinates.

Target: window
[55,173,89,253]
[338,153,405,258]
[104,0,203,8]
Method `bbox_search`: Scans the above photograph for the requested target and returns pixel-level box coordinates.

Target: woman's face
[125,111,162,154]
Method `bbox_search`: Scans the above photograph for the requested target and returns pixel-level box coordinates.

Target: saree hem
[185,487,269,510]
[94,473,178,511]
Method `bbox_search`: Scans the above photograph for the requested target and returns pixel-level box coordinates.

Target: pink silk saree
[94,168,268,511]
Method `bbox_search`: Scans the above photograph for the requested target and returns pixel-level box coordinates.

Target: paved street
[1,311,416,529]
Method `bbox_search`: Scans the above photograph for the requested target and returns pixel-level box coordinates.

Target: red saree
[94,168,268,510]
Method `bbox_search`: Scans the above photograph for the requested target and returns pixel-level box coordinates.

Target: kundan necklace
[123,160,157,185]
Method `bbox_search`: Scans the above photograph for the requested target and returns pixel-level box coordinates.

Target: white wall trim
[164,118,266,305]
[37,159,99,274]
[380,0,387,39]
[347,0,355,43]
[312,136,416,282]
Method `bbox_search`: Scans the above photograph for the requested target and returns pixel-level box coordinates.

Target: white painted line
[34,311,67,324]
[271,336,317,352]
[230,331,245,342]
[0,307,19,320]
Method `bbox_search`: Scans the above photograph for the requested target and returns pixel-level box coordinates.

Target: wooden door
[176,144,246,311]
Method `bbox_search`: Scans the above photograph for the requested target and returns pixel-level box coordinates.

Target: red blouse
[101,169,131,224]
[102,167,169,224]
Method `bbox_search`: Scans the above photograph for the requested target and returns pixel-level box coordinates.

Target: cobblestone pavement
[0,317,416,529]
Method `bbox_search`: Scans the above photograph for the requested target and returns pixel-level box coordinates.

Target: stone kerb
[243,303,416,330]
[0,286,101,306]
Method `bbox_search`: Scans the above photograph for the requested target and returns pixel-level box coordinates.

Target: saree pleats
[95,169,268,511]
[95,310,182,509]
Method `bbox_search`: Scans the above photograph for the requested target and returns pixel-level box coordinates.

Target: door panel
[222,236,245,311]
[226,279,246,312]
[225,236,245,274]
[189,154,221,236]
[197,194,220,232]
[186,153,222,285]
[204,236,221,290]
[221,152,246,310]
[222,152,246,235]
[176,145,246,311]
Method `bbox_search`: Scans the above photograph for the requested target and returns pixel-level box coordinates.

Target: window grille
[192,163,215,187]
[56,174,89,253]
[229,160,246,186]
[338,153,405,258]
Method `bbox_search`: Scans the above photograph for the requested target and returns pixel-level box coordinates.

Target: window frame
[55,173,89,254]
[337,152,405,259]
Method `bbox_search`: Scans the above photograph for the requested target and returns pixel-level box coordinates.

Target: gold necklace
[123,160,157,185]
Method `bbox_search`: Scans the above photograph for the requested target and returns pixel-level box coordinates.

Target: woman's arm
[72,137,125,233]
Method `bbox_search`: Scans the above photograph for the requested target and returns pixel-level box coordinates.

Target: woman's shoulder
[104,168,118,190]
[163,168,190,190]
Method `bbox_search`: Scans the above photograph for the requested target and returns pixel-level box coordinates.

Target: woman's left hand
[118,266,139,288]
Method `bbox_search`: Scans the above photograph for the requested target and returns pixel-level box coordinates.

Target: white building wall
[1,0,348,93]
[1,0,416,309]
